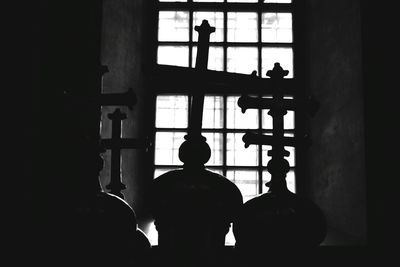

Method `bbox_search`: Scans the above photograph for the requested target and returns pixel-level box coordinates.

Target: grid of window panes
[152,0,296,245]
[154,95,296,197]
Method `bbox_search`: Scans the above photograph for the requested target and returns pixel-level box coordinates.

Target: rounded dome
[151,168,243,224]
[233,190,326,248]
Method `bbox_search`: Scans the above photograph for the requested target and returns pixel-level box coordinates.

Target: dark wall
[99,0,155,230]
[304,0,366,244]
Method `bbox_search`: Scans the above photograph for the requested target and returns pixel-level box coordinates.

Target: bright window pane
[193,12,224,42]
[194,0,224,2]
[262,47,293,78]
[228,0,258,2]
[262,109,295,129]
[155,132,186,165]
[146,221,158,246]
[263,170,296,193]
[261,144,272,165]
[158,11,189,41]
[227,47,258,75]
[158,46,189,67]
[156,95,188,128]
[202,132,223,166]
[285,146,295,166]
[225,225,236,246]
[284,110,295,129]
[227,133,259,166]
[154,168,177,178]
[227,96,258,129]
[262,109,273,129]
[227,12,258,42]
[206,168,224,175]
[192,46,224,71]
[262,13,292,43]
[226,170,259,202]
[202,95,224,128]
[265,0,292,3]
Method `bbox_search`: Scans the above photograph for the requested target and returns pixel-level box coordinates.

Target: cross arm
[150,64,295,95]
[242,131,311,148]
[238,94,319,116]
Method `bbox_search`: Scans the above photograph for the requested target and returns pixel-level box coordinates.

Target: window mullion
[222,94,227,177]
[189,5,193,68]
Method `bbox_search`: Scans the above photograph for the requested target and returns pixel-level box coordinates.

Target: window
[151,0,297,245]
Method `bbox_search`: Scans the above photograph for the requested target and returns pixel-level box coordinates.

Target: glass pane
[261,109,295,129]
[227,133,259,166]
[158,46,189,67]
[194,0,224,2]
[202,95,224,128]
[262,47,293,78]
[227,0,258,2]
[158,11,189,41]
[146,221,158,246]
[226,170,259,202]
[193,12,224,42]
[265,0,292,3]
[262,13,292,43]
[202,132,223,166]
[284,110,295,129]
[225,225,236,246]
[227,47,258,75]
[155,132,186,165]
[206,168,224,175]
[261,144,272,165]
[154,168,177,178]
[156,95,188,128]
[262,109,273,129]
[159,0,186,2]
[227,12,258,42]
[263,170,296,193]
[227,96,258,129]
[192,46,224,71]
[285,146,295,166]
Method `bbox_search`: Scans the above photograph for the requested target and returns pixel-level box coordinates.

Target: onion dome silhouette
[233,63,326,251]
[151,134,243,250]
[55,123,150,265]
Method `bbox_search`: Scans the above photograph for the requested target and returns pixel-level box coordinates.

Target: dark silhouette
[233,63,327,265]
[150,20,243,267]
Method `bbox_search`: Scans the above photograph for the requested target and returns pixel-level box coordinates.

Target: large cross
[238,63,318,192]
[101,108,150,199]
[178,20,215,167]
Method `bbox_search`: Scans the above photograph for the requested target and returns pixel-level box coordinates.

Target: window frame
[150,0,305,196]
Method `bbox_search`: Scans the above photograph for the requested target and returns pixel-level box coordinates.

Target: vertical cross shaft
[188,20,215,136]
[105,108,127,199]
[178,20,215,168]
[265,63,291,192]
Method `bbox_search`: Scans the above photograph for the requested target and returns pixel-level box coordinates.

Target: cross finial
[266,63,289,79]
[194,20,216,36]
[107,108,127,121]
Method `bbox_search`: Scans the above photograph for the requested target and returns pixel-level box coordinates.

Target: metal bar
[242,131,310,148]
[158,2,293,12]
[151,64,295,94]
[158,41,293,47]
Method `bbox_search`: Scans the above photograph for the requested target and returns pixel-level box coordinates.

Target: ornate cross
[178,20,215,167]
[238,63,318,192]
[102,108,149,199]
